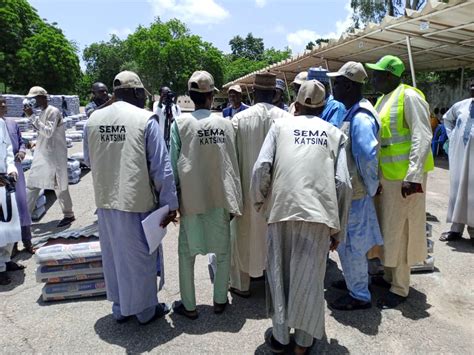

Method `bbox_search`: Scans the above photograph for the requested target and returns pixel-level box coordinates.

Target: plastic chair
[431,124,447,157]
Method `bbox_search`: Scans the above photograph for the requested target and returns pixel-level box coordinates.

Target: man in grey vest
[326,62,383,310]
[252,79,352,353]
[170,71,242,319]
[83,71,179,325]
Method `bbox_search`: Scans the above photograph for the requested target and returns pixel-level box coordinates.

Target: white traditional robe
[444,98,474,227]
[230,103,291,279]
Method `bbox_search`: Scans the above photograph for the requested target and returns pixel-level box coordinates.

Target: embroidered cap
[253,72,276,90]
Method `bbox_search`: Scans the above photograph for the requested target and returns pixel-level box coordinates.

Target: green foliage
[224,34,292,82]
[83,18,225,95]
[0,0,81,94]
[229,33,265,61]
[306,38,329,51]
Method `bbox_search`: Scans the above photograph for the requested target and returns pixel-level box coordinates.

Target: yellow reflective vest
[375,84,434,180]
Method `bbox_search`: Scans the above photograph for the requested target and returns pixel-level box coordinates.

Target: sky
[29,0,354,59]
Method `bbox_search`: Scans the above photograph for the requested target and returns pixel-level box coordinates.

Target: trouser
[338,241,371,302]
[112,303,156,323]
[451,223,474,238]
[0,243,14,272]
[272,318,314,348]
[383,225,410,297]
[21,226,32,243]
[26,187,74,218]
[230,267,251,292]
[179,237,230,311]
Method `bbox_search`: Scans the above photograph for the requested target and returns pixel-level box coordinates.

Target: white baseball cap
[113,71,145,90]
[297,80,326,108]
[26,86,48,98]
[291,71,308,85]
[228,84,242,93]
[188,71,219,93]
[327,61,368,83]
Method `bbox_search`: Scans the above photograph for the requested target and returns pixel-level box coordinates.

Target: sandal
[6,261,26,272]
[172,301,198,320]
[439,231,462,242]
[0,271,11,286]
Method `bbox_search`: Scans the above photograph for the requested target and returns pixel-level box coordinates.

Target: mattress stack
[21,154,33,171]
[64,117,74,129]
[66,131,83,142]
[75,120,87,131]
[70,152,86,168]
[2,95,26,117]
[411,223,435,272]
[32,191,47,221]
[35,241,106,302]
[67,158,81,185]
[48,95,80,116]
[67,113,87,124]
[12,117,32,132]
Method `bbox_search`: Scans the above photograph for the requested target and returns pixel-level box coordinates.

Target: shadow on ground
[0,269,25,292]
[94,280,267,353]
[446,237,473,254]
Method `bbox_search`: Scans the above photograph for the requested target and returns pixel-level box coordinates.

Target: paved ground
[1,141,473,354]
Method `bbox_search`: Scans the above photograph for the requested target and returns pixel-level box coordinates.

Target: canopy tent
[223,0,474,90]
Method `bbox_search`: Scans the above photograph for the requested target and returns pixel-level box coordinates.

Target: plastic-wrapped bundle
[21,154,33,171]
[35,241,102,266]
[67,158,80,171]
[2,95,26,117]
[22,132,38,140]
[36,261,103,283]
[64,117,74,129]
[36,194,46,209]
[12,117,31,132]
[66,113,86,123]
[32,206,46,221]
[75,120,87,131]
[66,138,73,148]
[41,278,106,301]
[66,132,83,142]
[70,152,84,164]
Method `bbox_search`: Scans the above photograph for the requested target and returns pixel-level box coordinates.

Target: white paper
[141,205,170,254]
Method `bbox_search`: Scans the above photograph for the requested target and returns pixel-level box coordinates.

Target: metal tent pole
[282,72,292,102]
[406,36,417,88]
[324,59,333,93]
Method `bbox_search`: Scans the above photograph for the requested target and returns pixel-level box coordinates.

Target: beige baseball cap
[228,84,242,94]
[188,71,219,93]
[291,71,308,85]
[26,86,48,98]
[113,71,145,90]
[327,61,368,84]
[297,80,326,108]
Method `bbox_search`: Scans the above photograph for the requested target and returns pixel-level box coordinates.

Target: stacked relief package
[67,158,81,185]
[35,242,106,301]
[32,191,46,221]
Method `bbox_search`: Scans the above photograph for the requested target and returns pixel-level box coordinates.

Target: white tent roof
[223,0,474,89]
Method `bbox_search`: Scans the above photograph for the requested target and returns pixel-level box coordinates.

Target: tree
[83,19,226,95]
[350,0,441,28]
[0,0,81,94]
[306,38,329,51]
[229,33,265,61]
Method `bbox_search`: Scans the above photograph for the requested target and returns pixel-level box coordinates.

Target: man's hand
[8,172,18,182]
[14,151,25,162]
[160,210,178,228]
[329,237,339,252]
[401,181,423,198]
[24,106,33,117]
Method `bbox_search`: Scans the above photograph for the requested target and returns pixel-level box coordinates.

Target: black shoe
[331,279,348,291]
[371,276,391,289]
[0,271,11,286]
[377,292,406,309]
[172,301,198,320]
[6,261,26,271]
[22,240,35,254]
[264,328,286,354]
[213,299,228,314]
[229,287,251,298]
[11,243,19,258]
[330,294,372,311]
[139,303,170,325]
[439,231,462,242]
[57,216,75,228]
